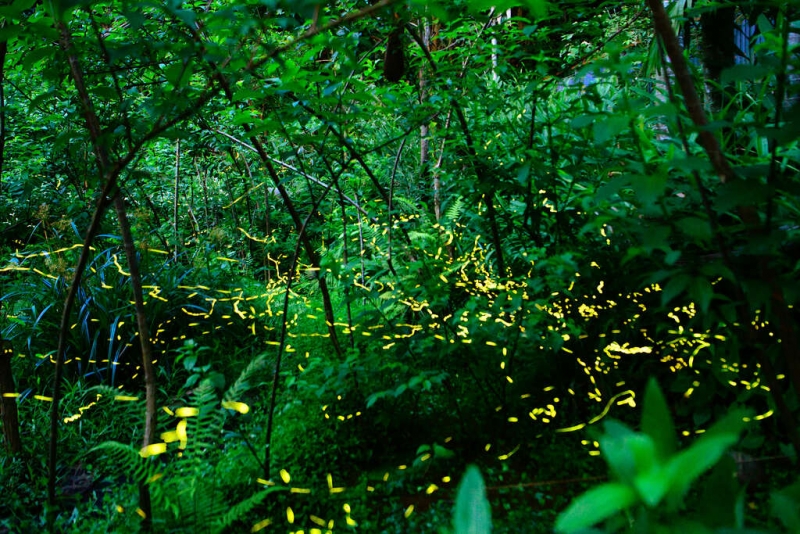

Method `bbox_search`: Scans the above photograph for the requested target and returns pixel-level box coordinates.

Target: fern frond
[210,486,284,534]
[223,352,267,406]
[442,196,465,228]
[174,476,227,530]
[186,379,220,457]
[90,441,159,485]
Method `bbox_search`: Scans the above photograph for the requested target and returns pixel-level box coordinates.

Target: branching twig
[211,128,379,224]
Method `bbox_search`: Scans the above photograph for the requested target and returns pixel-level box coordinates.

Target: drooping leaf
[633,466,670,508]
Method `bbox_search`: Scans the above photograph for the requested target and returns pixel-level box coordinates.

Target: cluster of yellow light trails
[1,230,778,530]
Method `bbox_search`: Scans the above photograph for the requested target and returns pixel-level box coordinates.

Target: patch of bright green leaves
[555,379,797,533]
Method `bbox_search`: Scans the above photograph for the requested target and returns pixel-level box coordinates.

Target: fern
[168,475,227,533]
[89,441,160,485]
[210,486,284,533]
[442,196,465,230]
[90,352,271,531]
[185,378,220,456]
[223,351,267,406]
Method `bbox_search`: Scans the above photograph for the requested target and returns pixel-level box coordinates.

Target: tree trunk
[114,193,157,530]
[0,340,21,454]
[0,36,7,193]
[173,139,181,261]
[419,17,431,201]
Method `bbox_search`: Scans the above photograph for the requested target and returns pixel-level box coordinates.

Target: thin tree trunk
[0,36,7,193]
[338,197,354,348]
[224,172,241,229]
[419,18,431,205]
[388,139,405,275]
[354,191,367,285]
[241,155,256,231]
[114,193,157,530]
[49,20,122,514]
[0,339,21,454]
[173,139,181,261]
[0,38,12,455]
[433,110,452,224]
[264,175,272,282]
[195,157,210,227]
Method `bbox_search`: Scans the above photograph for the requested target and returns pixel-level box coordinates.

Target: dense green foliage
[0,0,799,532]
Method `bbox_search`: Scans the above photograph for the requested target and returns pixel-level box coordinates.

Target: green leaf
[433,443,455,459]
[599,421,637,483]
[516,162,531,186]
[232,87,266,103]
[596,174,632,202]
[771,480,800,532]
[755,13,774,34]
[714,179,773,212]
[633,172,668,206]
[633,466,670,508]
[664,249,681,265]
[593,114,628,145]
[453,466,492,534]
[675,216,712,243]
[554,483,637,533]
[721,64,771,84]
[232,110,254,125]
[0,0,37,16]
[182,354,198,371]
[365,393,380,408]
[696,455,742,527]
[570,114,596,129]
[664,410,749,509]
[641,379,677,462]
[524,0,550,19]
[661,274,690,307]
[164,60,193,89]
[688,276,714,315]
[22,47,56,72]
[170,7,196,27]
[466,0,549,19]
